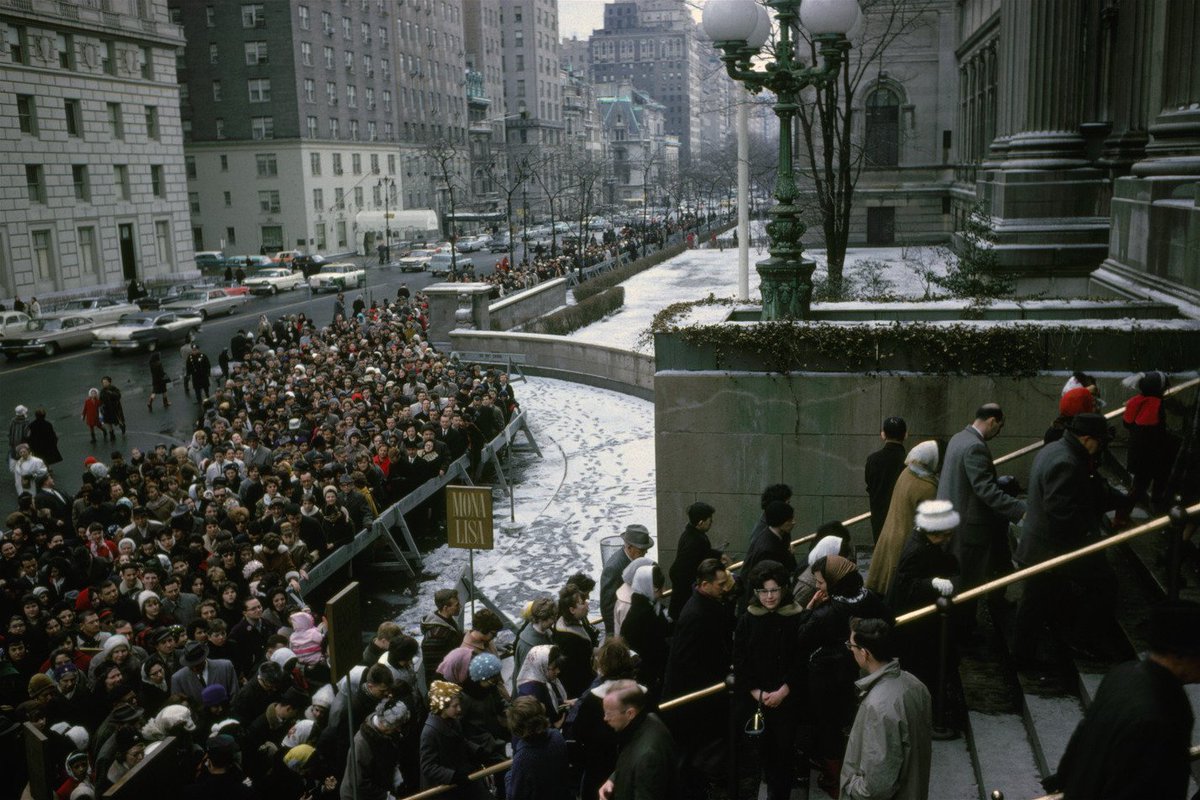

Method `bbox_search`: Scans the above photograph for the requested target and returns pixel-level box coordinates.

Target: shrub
[528,287,625,336]
[572,241,689,302]
[936,201,1015,301]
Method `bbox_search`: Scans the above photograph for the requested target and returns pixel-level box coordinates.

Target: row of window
[8,220,176,289]
[310,182,397,213]
[4,25,155,81]
[23,163,167,205]
[295,44,388,79]
[15,95,159,142]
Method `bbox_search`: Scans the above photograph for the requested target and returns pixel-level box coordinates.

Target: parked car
[308,263,365,292]
[292,254,328,278]
[456,235,490,253]
[0,310,32,339]
[397,249,437,273]
[43,298,141,326]
[92,311,202,354]
[228,254,274,271]
[243,267,306,294]
[428,253,474,278]
[195,251,226,271]
[1,315,99,359]
[270,250,302,266]
[488,235,513,253]
[135,283,217,311]
[162,287,249,319]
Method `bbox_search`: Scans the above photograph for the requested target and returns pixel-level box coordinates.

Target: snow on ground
[395,375,656,632]
[569,221,955,351]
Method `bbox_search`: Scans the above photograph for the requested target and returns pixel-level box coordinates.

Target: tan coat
[865,469,937,594]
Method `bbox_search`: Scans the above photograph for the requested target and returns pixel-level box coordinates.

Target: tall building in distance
[588,0,704,164]
[171,0,402,256]
[463,0,506,210]
[0,0,195,300]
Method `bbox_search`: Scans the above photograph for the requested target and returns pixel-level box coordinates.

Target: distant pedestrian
[24,408,61,465]
[81,388,103,443]
[224,264,234,283]
[28,297,40,317]
[234,266,246,285]
[186,345,212,402]
[99,376,126,438]
[147,352,170,412]
[7,404,30,472]
[865,416,908,542]
[840,618,932,800]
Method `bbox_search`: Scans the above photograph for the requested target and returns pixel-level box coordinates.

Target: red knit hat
[1059,386,1096,418]
[83,456,99,467]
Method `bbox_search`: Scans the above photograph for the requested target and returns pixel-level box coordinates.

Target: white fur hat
[915,499,960,532]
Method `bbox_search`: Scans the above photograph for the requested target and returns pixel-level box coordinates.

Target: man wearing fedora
[600,524,653,636]
[1012,412,1122,668]
[171,640,237,707]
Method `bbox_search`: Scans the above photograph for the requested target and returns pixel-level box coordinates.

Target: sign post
[447,485,494,616]
[326,582,361,800]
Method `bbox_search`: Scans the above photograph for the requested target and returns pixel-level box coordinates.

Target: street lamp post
[704,0,859,320]
[377,177,394,264]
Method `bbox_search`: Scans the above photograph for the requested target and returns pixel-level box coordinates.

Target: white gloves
[931,578,954,597]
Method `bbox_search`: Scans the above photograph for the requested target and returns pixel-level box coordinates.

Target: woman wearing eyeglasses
[734,560,805,800]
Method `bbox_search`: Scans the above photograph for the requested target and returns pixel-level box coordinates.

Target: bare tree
[425,137,468,276]
[560,148,607,273]
[483,152,532,270]
[529,149,576,257]
[794,0,936,292]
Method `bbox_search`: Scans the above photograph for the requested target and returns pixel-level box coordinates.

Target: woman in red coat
[81,388,102,444]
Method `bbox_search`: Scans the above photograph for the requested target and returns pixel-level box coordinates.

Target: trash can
[599,535,624,569]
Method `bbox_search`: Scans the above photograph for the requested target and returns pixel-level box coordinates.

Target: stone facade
[0,0,196,302]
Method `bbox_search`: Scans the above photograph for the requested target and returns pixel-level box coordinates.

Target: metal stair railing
[990,744,1200,800]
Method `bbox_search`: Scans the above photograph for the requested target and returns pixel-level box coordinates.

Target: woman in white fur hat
[866,440,943,595]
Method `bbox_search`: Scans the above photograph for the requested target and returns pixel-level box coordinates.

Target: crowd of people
[3,264,1198,800]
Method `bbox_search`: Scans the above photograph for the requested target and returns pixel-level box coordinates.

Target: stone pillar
[1101,0,1155,172]
[975,0,1111,290]
[422,283,493,348]
[1133,0,1200,176]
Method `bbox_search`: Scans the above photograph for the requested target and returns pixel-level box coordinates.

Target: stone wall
[487,278,567,332]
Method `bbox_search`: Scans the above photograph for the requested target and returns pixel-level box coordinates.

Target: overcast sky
[559,0,608,40]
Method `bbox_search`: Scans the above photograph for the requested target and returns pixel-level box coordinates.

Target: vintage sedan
[92,312,202,354]
[1,315,99,359]
[243,267,306,295]
[43,298,140,326]
[0,310,32,339]
[162,287,249,319]
[308,263,365,292]
[397,249,436,273]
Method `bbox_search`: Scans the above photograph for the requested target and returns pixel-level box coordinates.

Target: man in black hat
[170,640,237,706]
[1048,600,1200,799]
[600,524,653,636]
[1012,413,1123,668]
[184,735,255,800]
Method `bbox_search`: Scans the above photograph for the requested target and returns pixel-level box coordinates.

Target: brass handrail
[405,375,1200,800]
[1002,744,1200,800]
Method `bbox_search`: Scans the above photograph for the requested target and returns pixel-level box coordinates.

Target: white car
[0,310,32,339]
[162,287,249,319]
[92,311,202,353]
[397,249,436,273]
[308,263,365,292]
[43,298,141,326]
[244,267,306,295]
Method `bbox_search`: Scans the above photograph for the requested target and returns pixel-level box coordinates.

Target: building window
[312,188,324,211]
[301,42,312,65]
[349,120,358,140]
[189,192,200,213]
[256,153,278,177]
[209,43,219,64]
[354,186,363,208]
[251,117,274,140]
[344,50,354,72]
[140,46,153,79]
[155,220,173,265]
[185,156,196,178]
[342,16,351,39]
[101,40,116,75]
[244,41,268,65]
[114,165,131,200]
[224,191,232,207]
[370,154,379,174]
[322,11,332,34]
[106,102,122,139]
[324,46,334,69]
[352,153,362,175]
[307,116,318,137]
[78,227,99,279]
[219,155,228,171]
[150,165,164,197]
[248,78,271,103]
[372,184,381,206]
[329,118,339,138]
[17,95,37,135]
[145,106,159,139]
[26,165,45,203]
[258,190,281,213]
[387,154,395,174]
[382,90,391,112]
[261,225,283,250]
[380,57,389,79]
[361,21,370,43]
[31,230,55,283]
[334,188,344,209]
[315,223,326,249]
[298,5,310,30]
[206,6,215,27]
[226,226,237,245]
[346,85,357,108]
[379,26,387,46]
[304,78,315,102]
[332,153,343,175]
[179,84,189,102]
[6,25,26,64]
[192,226,204,250]
[241,4,265,28]
[865,87,900,168]
[310,152,321,175]
[336,220,347,248]
[212,80,223,101]
[56,33,73,69]
[326,81,337,105]
[72,164,90,201]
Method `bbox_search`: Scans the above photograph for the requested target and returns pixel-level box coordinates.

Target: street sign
[325,581,361,684]
[447,485,494,550]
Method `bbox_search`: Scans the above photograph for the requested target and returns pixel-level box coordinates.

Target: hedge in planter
[528,286,625,336]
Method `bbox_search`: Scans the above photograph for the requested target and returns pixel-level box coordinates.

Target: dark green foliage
[936,201,1015,301]
[528,287,625,336]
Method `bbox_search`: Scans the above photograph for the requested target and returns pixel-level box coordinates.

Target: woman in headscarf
[866,439,942,595]
[617,563,670,699]
[138,656,170,717]
[550,586,597,699]
[735,560,805,800]
[793,521,854,608]
[796,554,892,797]
[419,681,490,800]
[515,645,571,727]
[611,556,653,637]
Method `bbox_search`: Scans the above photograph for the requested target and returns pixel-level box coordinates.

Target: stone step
[964,710,1044,800]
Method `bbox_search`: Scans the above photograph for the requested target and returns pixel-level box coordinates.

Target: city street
[0,253,509,506]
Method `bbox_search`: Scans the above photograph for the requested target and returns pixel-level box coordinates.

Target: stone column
[1101,0,1155,172]
[983,1,1028,164]
[1133,0,1200,176]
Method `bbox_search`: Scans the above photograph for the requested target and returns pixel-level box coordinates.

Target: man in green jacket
[841,618,932,800]
[599,680,675,800]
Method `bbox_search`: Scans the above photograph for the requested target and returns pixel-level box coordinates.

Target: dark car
[292,254,328,278]
[91,311,203,354]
